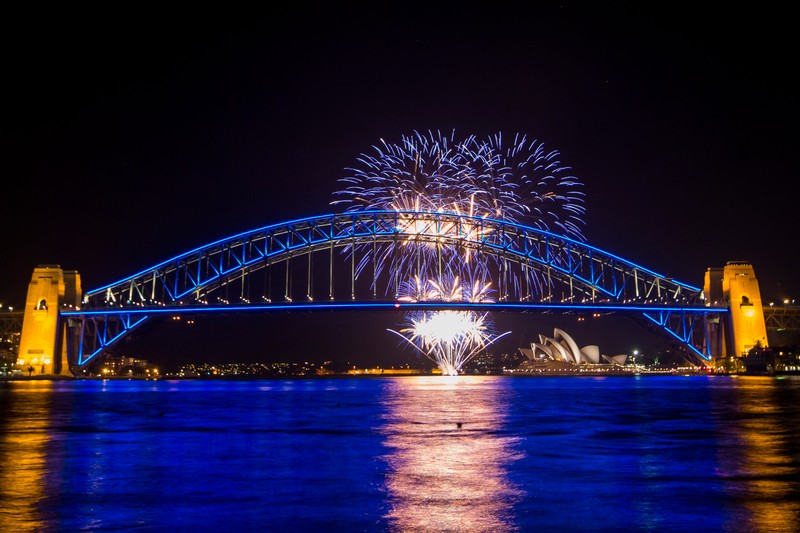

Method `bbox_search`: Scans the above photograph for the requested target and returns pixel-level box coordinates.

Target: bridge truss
[0,311,23,336]
[764,306,800,331]
[62,211,727,368]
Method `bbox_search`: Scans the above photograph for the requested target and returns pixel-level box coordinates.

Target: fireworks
[388,310,511,376]
[332,130,586,374]
[333,130,586,289]
[396,274,495,304]
[333,130,586,238]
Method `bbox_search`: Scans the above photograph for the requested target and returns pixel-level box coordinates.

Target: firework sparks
[333,130,586,288]
[333,130,586,239]
[332,130,586,374]
[388,310,511,376]
[397,274,494,304]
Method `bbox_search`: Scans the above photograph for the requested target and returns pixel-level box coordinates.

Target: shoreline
[3,371,797,381]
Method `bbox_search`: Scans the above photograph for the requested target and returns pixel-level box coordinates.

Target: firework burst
[396,274,495,304]
[333,130,586,238]
[388,310,511,376]
[332,130,586,374]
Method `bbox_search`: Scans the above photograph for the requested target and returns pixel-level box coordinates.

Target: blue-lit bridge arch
[62,211,727,368]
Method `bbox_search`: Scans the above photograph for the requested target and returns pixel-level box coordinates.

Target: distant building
[518,328,628,366]
[99,354,160,378]
[463,351,526,374]
[741,345,799,375]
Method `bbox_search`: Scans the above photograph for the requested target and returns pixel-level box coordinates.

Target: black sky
[2,3,797,366]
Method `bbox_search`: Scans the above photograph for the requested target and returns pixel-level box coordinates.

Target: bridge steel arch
[62,211,727,370]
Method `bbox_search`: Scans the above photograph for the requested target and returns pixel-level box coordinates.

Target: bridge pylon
[17,265,81,376]
[704,261,768,358]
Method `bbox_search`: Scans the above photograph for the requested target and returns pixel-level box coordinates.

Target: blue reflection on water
[505,376,728,531]
[1,375,799,532]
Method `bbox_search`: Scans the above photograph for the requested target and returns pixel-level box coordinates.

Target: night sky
[2,3,797,367]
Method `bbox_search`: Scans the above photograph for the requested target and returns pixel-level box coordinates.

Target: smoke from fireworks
[332,130,586,374]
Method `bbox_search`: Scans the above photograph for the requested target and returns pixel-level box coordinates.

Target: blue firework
[331,129,586,298]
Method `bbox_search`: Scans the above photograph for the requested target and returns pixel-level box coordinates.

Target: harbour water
[1,375,799,532]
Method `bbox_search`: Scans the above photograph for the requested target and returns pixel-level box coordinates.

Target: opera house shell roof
[518,328,628,366]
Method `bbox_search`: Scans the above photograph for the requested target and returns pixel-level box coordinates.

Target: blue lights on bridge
[66,210,724,367]
[62,301,727,317]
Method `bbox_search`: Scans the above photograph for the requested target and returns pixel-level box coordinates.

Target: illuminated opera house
[514,328,628,373]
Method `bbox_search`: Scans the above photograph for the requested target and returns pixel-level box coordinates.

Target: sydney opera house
[514,328,629,373]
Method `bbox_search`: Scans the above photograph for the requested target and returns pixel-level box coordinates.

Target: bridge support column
[17,265,82,377]
[705,261,768,359]
[703,267,728,359]
[723,262,768,356]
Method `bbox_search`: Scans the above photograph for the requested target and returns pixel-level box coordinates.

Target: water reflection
[716,376,800,532]
[378,376,524,532]
[0,381,53,532]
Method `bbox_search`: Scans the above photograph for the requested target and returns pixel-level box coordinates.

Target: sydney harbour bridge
[14,129,799,376]
[11,208,792,376]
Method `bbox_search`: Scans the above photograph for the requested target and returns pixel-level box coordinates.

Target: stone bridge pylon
[16,265,81,376]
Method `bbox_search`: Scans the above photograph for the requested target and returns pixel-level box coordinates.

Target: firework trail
[332,130,585,290]
[395,274,495,304]
[332,130,586,374]
[388,310,512,376]
[333,130,585,237]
